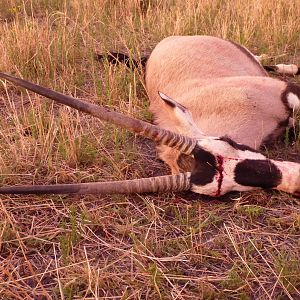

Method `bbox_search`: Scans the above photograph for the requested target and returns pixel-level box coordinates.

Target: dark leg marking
[95,52,148,68]
[281,82,300,112]
[263,65,277,72]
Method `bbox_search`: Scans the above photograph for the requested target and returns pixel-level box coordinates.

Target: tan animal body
[145,36,300,173]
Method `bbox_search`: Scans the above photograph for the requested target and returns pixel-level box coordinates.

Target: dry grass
[0,0,300,299]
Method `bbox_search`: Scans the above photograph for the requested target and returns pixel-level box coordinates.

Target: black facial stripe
[234,159,282,188]
[281,82,300,112]
[219,136,260,152]
[191,146,217,185]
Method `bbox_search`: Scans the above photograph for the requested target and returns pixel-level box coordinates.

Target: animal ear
[158,91,188,111]
[158,91,204,137]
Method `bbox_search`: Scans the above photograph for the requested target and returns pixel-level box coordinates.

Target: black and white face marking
[255,82,300,147]
[158,91,204,137]
[189,136,284,196]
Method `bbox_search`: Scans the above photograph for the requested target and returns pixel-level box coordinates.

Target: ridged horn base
[0,72,197,155]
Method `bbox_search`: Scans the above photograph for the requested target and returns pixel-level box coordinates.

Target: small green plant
[237,205,264,219]
[59,206,82,261]
[274,250,300,293]
[268,213,300,231]
[76,135,98,167]
[147,262,163,299]
[0,222,16,242]
[221,264,244,290]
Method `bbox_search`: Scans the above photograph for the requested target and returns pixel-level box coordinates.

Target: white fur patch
[287,92,300,110]
[238,150,266,160]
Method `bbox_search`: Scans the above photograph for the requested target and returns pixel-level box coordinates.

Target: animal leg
[254,54,300,75]
[156,144,181,174]
[263,63,300,75]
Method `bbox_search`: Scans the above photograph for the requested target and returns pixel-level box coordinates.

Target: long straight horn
[0,72,197,155]
[0,173,191,195]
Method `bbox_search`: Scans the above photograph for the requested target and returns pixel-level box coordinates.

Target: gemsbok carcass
[0,35,300,197]
[98,36,300,174]
[144,36,300,174]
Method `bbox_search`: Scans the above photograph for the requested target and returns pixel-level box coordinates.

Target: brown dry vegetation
[0,0,300,299]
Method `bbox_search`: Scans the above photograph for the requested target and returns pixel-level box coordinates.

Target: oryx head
[0,72,299,197]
